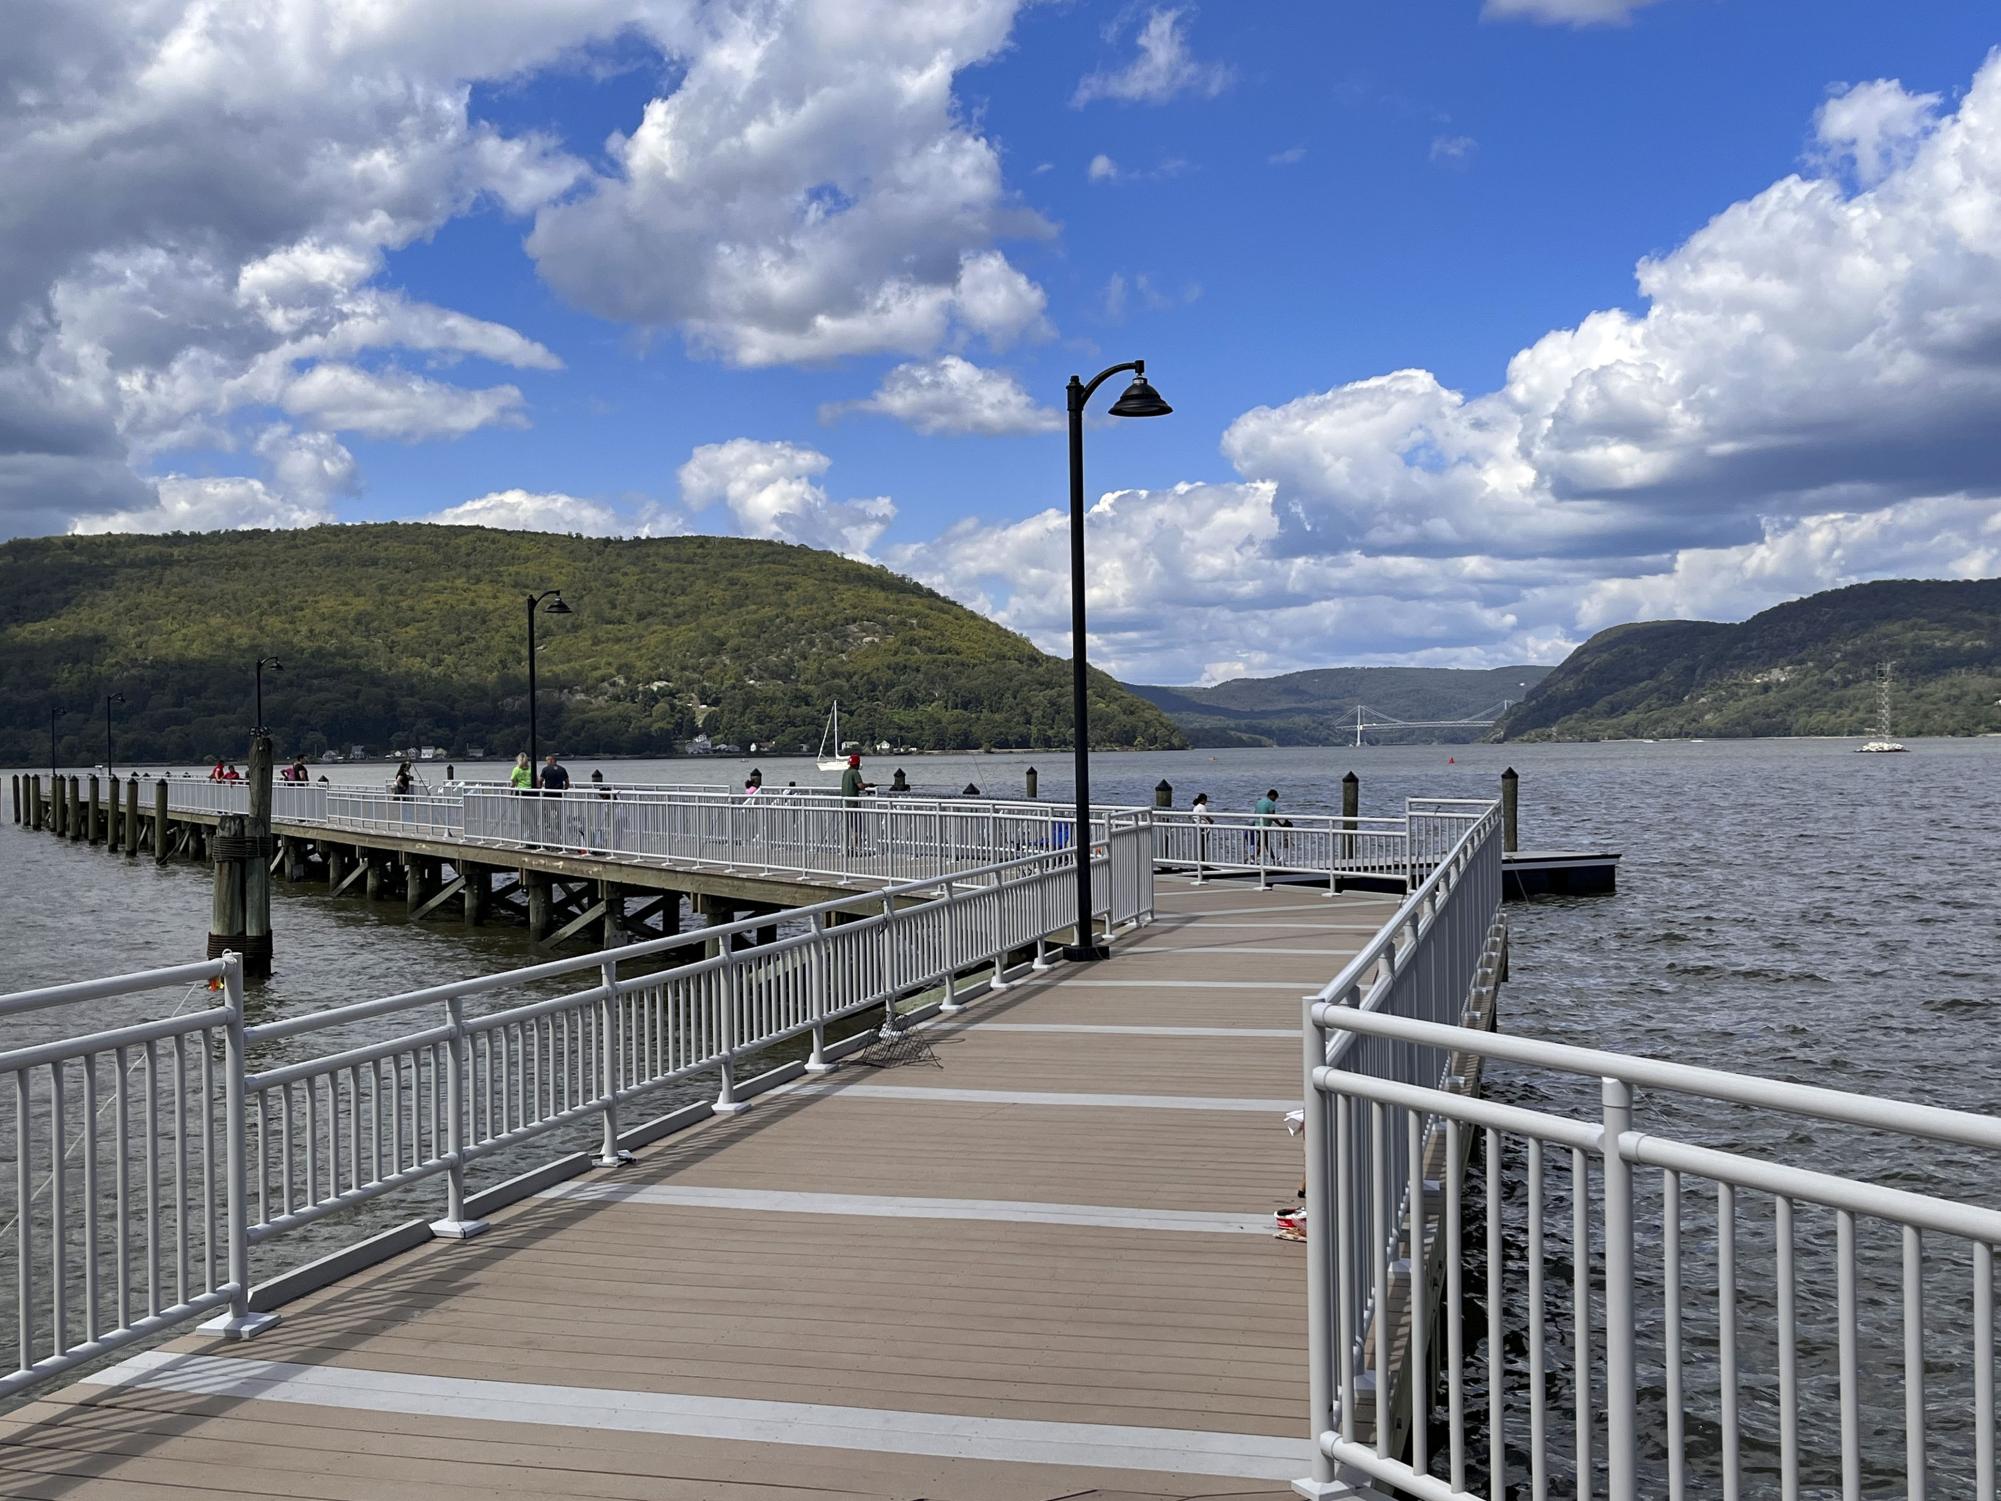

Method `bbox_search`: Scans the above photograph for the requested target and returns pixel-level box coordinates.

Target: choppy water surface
[3,738,1998,1488]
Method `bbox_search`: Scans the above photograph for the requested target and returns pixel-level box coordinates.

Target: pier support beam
[364,856,388,903]
[524,869,552,945]
[27,777,39,831]
[463,864,491,926]
[601,882,627,947]
[153,779,169,864]
[404,855,435,915]
[125,776,139,856]
[87,775,101,845]
[68,777,82,840]
[106,776,121,851]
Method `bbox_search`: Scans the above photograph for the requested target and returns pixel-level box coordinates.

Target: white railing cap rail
[1316,1007,2001,1153]
[0,958,229,1021]
[0,1006,233,1077]
[245,840,1095,1046]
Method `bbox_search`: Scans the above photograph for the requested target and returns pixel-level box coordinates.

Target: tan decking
[0,878,1386,1501]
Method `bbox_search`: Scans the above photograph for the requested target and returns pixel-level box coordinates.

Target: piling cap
[1342,770,1358,784]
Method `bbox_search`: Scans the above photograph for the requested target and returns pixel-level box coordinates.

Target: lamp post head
[108,691,124,706]
[543,593,572,615]
[1107,373,1172,418]
[258,657,283,673]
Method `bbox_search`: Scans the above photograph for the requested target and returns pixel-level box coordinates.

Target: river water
[4,738,1999,1491]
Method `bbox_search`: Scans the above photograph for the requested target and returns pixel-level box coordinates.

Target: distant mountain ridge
[1127,665,1556,746]
[1497,578,2001,741]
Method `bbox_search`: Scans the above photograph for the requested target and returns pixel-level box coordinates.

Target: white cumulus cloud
[678,439,895,557]
[821,356,1059,436]
[422,489,626,536]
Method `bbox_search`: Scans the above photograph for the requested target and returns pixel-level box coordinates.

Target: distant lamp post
[525,590,572,770]
[1062,359,1172,962]
[254,658,283,737]
[49,705,60,784]
[105,692,125,778]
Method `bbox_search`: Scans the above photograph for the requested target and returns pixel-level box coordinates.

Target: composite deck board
[0,886,1390,1498]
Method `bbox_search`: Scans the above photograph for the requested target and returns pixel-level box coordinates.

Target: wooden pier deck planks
[0,878,1391,1501]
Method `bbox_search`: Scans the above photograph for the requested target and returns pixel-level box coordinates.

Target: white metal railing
[154,778,1148,891]
[0,958,265,1400]
[1153,807,1411,889]
[0,830,1151,1400]
[1302,1012,2001,1501]
[1293,802,2001,1498]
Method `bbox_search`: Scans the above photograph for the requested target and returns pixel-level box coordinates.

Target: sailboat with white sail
[816,701,849,771]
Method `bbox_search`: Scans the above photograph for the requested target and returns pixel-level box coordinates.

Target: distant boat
[816,701,848,771]
[1857,661,1909,753]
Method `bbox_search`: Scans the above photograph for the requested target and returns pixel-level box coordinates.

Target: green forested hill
[0,526,1184,763]
[1497,579,2001,741]
[1128,665,1554,746]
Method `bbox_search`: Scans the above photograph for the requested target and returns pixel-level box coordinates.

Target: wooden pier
[7,773,848,949]
[0,874,1502,1499]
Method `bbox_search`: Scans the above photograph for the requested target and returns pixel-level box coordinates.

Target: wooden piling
[600,881,626,947]
[1024,766,1037,800]
[68,777,82,840]
[243,735,274,978]
[1500,767,1519,854]
[404,856,433,914]
[9,774,18,824]
[87,775,100,845]
[153,778,169,864]
[26,777,38,830]
[364,856,387,902]
[124,776,139,856]
[1153,779,1172,809]
[1342,770,1359,862]
[463,864,491,926]
[208,812,248,961]
[525,870,552,944]
[106,775,121,851]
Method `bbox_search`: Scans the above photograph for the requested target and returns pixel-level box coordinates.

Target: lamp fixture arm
[1068,360,1144,413]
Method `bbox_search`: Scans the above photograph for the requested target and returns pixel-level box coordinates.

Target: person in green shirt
[1253,788,1279,861]
[840,753,872,853]
[508,753,533,790]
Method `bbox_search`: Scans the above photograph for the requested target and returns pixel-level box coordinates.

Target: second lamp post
[525,590,572,771]
[1063,358,1172,961]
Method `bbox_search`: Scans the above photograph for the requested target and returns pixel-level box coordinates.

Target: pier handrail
[1298,1006,2001,1500]
[0,821,1155,1402]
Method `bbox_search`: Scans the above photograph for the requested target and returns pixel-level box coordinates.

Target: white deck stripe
[803,1082,1296,1112]
[1146,920,1385,931]
[539,1182,1274,1234]
[85,1351,1312,1481]
[1133,944,1363,956]
[1061,979,1311,991]
[972,1022,1296,1039]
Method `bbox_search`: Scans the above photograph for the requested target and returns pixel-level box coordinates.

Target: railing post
[939,887,963,1013]
[1602,1076,1637,1500]
[1297,995,1347,1497]
[198,952,280,1340]
[805,913,833,1072]
[877,893,905,1039]
[714,954,749,1113]
[429,995,487,1239]
[593,956,633,1166]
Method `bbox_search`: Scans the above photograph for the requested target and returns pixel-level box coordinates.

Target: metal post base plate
[803,1059,836,1073]
[592,1150,636,1168]
[198,1309,280,1341]
[1291,1479,1386,1500]
[1061,943,1112,962]
[428,1217,490,1240]
[712,1099,752,1115]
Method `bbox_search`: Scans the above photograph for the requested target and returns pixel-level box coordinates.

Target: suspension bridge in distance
[1349,699,1516,746]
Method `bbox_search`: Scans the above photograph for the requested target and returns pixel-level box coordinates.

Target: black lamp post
[525,590,572,771]
[1062,359,1172,961]
[105,692,124,779]
[254,658,283,737]
[49,705,60,784]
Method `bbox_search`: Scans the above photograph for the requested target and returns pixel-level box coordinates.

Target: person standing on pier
[509,753,532,790]
[1253,787,1279,859]
[840,753,872,853]
[539,753,571,852]
[1192,791,1215,864]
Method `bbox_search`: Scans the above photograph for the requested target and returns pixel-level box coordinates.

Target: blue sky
[8,1,2001,682]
